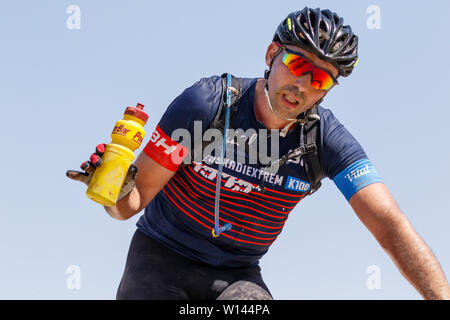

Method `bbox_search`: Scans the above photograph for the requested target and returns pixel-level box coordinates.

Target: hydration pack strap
[210,74,243,131]
[210,76,325,195]
[300,107,324,194]
[191,74,243,158]
[256,107,324,195]
[211,73,242,238]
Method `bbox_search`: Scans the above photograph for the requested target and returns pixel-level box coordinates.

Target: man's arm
[349,182,450,299]
[104,151,176,220]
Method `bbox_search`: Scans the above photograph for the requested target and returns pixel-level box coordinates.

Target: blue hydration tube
[212,74,233,238]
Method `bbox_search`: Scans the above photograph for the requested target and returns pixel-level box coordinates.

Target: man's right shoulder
[157,75,224,135]
[176,75,223,115]
[187,75,223,100]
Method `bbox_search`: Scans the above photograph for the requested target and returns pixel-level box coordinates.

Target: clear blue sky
[1,0,449,299]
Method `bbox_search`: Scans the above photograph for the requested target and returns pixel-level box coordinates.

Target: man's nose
[294,72,313,90]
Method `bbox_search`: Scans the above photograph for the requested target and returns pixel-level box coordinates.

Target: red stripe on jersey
[175,173,293,226]
[179,167,301,209]
[249,186,306,203]
[180,169,287,220]
[185,166,289,218]
[184,164,305,205]
[261,186,308,198]
[143,125,188,172]
[163,185,274,245]
[162,187,218,230]
[183,165,297,210]
[173,175,286,227]
[170,177,284,234]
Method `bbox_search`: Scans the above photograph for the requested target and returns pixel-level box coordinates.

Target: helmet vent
[318,29,329,47]
[348,36,356,47]
[334,15,340,24]
[319,20,328,34]
[309,13,316,28]
[299,14,308,29]
[331,38,345,53]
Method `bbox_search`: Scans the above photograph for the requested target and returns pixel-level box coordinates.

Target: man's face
[265,42,340,120]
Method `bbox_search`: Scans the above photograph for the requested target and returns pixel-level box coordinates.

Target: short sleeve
[143,76,222,171]
[319,107,383,201]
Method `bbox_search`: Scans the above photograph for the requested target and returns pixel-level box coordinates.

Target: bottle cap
[124,103,149,124]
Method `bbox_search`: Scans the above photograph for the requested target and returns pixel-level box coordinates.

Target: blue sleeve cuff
[332,159,383,201]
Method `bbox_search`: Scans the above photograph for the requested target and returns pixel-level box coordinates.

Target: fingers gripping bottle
[86,103,149,206]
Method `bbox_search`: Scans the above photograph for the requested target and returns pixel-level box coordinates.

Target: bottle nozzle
[124,102,149,124]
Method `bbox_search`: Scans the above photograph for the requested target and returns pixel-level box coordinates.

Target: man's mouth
[281,93,299,107]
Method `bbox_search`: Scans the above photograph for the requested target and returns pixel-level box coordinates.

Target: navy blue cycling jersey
[137,75,382,267]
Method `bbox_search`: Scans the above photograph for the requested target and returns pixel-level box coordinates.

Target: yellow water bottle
[86,103,149,206]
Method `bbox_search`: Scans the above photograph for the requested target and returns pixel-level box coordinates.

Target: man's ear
[265,42,280,67]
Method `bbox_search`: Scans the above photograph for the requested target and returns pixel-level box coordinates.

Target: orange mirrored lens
[281,53,334,90]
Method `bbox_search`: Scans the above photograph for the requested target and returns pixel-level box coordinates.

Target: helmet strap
[264,46,283,86]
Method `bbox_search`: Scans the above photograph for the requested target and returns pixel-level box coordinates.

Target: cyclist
[67,7,450,299]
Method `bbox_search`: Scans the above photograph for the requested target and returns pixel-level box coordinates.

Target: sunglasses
[276,43,338,91]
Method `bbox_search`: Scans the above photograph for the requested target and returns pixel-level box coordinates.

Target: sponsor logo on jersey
[344,164,370,183]
[193,162,261,194]
[149,127,178,155]
[285,176,310,193]
[202,155,284,187]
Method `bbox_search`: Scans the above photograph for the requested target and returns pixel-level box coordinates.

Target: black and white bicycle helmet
[273,7,359,77]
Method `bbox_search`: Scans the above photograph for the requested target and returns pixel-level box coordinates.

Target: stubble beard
[270,88,307,121]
